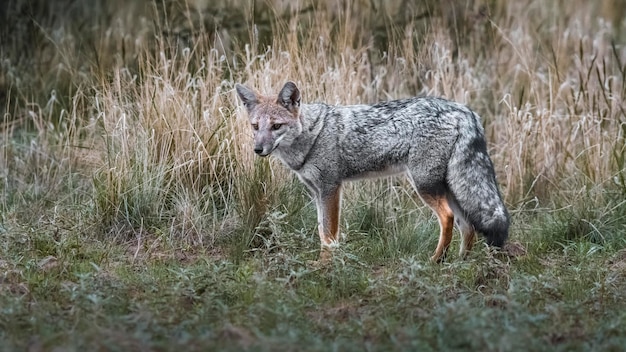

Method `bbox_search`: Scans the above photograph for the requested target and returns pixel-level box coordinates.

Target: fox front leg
[313,185,342,262]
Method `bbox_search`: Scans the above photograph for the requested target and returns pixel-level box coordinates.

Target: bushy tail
[446,115,509,247]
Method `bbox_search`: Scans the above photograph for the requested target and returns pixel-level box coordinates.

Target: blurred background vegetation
[1,1,626,349]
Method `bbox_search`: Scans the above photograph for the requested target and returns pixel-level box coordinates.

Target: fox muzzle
[253,144,275,156]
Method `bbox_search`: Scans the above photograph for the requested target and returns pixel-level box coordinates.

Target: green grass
[2,0,626,350]
[2,184,626,350]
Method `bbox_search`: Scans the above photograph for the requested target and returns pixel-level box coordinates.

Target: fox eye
[271,124,282,131]
[251,123,259,131]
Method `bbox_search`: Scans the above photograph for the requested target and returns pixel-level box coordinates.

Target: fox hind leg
[446,196,476,258]
[455,215,475,259]
[418,191,455,263]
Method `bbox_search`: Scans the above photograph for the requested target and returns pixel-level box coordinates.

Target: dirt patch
[306,300,366,329]
[608,248,626,271]
[217,324,256,349]
[502,241,527,258]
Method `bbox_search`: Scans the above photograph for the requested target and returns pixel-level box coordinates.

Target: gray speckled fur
[236,82,509,250]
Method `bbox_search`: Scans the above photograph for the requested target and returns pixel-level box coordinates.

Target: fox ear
[235,84,258,111]
[277,81,301,114]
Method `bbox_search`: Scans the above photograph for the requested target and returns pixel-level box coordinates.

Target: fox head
[235,81,303,157]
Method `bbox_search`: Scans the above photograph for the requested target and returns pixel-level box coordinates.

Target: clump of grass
[489,8,626,205]
[90,38,239,244]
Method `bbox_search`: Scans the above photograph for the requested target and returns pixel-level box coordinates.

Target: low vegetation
[1,0,625,350]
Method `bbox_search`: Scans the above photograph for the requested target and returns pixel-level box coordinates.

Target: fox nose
[254,146,264,155]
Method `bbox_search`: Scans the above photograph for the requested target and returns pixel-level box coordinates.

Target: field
[1,0,626,350]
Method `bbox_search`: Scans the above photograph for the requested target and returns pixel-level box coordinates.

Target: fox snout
[253,130,277,156]
[254,144,272,156]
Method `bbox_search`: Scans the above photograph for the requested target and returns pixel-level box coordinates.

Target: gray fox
[235,81,509,262]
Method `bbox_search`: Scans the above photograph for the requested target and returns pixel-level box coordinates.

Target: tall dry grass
[1,0,625,246]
